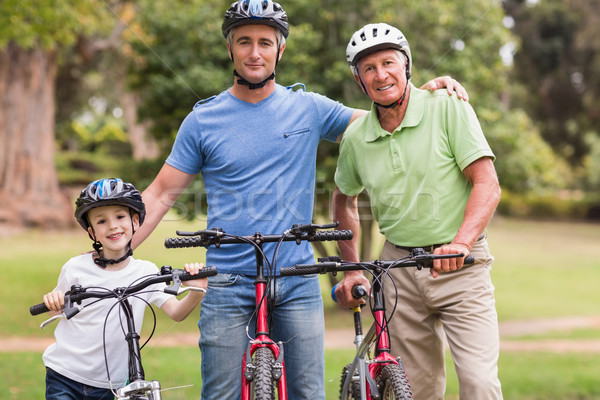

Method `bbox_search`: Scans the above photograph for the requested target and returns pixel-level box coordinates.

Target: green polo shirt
[335,85,495,246]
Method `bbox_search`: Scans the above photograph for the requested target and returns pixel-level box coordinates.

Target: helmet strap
[233,69,275,90]
[93,246,132,268]
[374,80,409,109]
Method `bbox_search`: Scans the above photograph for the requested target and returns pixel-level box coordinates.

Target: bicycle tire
[339,364,361,400]
[250,347,276,400]
[376,364,413,400]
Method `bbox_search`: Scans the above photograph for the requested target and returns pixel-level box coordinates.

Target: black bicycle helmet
[75,178,146,231]
[222,0,289,39]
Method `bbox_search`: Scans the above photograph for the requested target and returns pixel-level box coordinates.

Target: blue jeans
[46,368,114,400]
[198,274,325,400]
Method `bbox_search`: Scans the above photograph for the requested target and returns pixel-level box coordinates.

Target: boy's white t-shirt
[43,253,172,389]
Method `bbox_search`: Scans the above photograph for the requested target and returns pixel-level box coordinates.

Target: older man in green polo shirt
[332,23,503,400]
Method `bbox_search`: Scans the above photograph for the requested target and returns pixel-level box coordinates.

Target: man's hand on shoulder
[420,76,469,102]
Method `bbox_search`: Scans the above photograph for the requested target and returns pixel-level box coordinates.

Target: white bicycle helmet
[346,23,412,79]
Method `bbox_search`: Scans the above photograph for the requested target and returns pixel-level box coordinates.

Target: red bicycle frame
[365,279,401,398]
[240,251,288,399]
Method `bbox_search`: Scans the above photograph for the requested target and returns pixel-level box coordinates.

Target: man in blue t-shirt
[133,1,467,399]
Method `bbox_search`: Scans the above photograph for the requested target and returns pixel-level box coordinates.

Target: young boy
[41,178,207,400]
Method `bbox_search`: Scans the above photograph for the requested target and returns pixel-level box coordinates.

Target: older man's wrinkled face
[355,49,408,106]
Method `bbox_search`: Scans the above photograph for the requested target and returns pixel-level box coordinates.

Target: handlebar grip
[30,302,50,316]
[331,283,339,303]
[352,285,368,298]
[331,284,367,303]
[312,230,353,241]
[280,263,335,276]
[177,266,218,280]
[164,237,206,248]
[464,254,475,265]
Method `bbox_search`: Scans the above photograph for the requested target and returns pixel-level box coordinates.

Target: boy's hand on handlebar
[335,271,371,308]
[43,291,65,313]
[182,262,209,290]
[431,244,470,278]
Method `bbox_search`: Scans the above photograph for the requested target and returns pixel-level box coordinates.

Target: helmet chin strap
[374,79,409,109]
[93,243,132,268]
[233,69,275,90]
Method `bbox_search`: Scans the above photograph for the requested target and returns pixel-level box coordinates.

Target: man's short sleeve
[307,92,353,143]
[166,112,204,175]
[334,134,364,196]
[446,97,495,171]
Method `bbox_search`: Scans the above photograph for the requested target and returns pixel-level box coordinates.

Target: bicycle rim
[377,364,413,400]
[250,347,276,400]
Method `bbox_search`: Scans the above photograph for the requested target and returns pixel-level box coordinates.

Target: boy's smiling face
[87,205,139,260]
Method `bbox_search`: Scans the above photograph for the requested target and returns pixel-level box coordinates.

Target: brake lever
[40,314,65,329]
[289,222,339,233]
[174,287,207,296]
[40,303,83,329]
[164,269,184,295]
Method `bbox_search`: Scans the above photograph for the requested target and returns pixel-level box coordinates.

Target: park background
[1,0,599,398]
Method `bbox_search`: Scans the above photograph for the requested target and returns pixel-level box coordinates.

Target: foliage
[127,0,232,142]
[0,0,106,49]
[482,108,571,192]
[4,0,599,223]
[503,0,600,169]
[55,151,129,185]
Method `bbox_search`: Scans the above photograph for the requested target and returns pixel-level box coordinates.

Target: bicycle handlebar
[164,224,353,249]
[280,252,475,277]
[30,265,218,316]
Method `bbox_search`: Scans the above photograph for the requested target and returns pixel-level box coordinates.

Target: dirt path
[3,316,600,353]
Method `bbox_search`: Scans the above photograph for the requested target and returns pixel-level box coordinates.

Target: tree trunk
[0,42,72,229]
[121,91,159,161]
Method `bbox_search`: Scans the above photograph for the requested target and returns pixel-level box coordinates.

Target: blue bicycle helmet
[75,178,146,231]
[222,0,289,38]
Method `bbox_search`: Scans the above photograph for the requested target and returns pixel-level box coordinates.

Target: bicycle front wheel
[339,364,360,400]
[377,364,413,400]
[250,347,276,400]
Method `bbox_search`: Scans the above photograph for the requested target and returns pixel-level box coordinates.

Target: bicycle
[164,222,353,400]
[280,248,474,400]
[30,265,218,399]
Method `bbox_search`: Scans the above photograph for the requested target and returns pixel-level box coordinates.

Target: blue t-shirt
[167,84,353,274]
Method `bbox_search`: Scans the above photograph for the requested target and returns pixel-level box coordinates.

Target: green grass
[4,347,600,400]
[1,217,600,399]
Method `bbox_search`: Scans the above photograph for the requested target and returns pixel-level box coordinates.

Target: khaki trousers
[381,237,503,400]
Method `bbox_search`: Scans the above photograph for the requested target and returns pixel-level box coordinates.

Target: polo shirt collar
[364,83,424,142]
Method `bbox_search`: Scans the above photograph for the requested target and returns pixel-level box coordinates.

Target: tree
[503,0,600,171]
[0,1,134,228]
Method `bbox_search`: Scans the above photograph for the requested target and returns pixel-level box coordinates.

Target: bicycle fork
[240,242,288,400]
[115,298,163,399]
[344,280,401,400]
